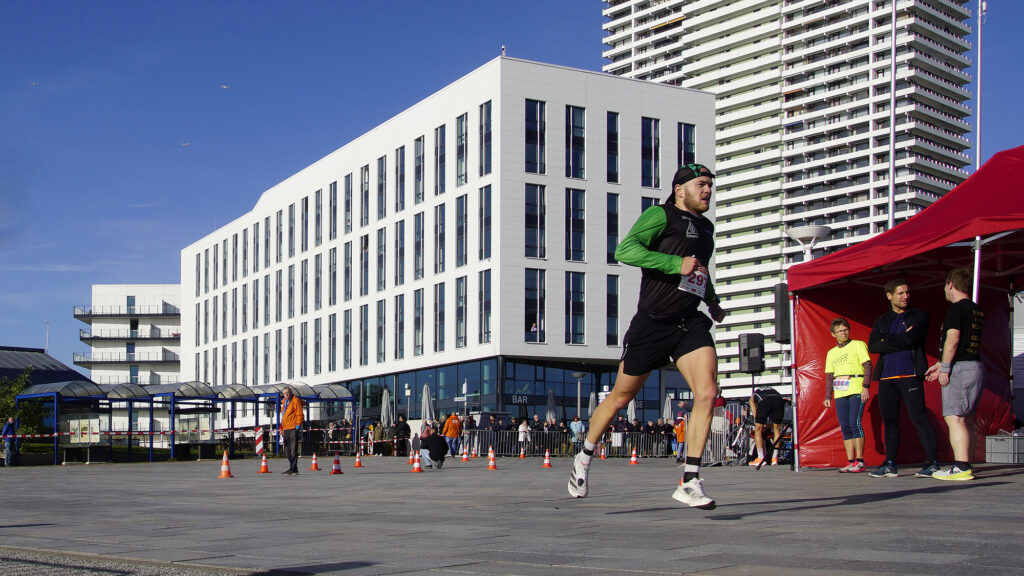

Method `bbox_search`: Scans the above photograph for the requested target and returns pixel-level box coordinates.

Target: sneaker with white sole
[933,465,974,481]
[567,453,590,498]
[672,477,716,509]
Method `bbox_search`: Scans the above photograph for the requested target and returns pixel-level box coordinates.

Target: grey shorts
[942,361,984,416]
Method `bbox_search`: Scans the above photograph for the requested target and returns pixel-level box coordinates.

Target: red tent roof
[788,145,1024,293]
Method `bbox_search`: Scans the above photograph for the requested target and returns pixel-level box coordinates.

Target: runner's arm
[613,206,683,275]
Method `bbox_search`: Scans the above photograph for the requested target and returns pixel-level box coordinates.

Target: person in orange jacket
[442,412,462,457]
[280,386,304,475]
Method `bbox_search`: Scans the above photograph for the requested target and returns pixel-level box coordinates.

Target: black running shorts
[754,396,785,425]
[620,313,715,376]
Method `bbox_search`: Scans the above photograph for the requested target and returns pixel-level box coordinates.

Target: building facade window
[232,233,238,281]
[276,210,283,263]
[343,242,351,302]
[394,220,405,286]
[330,180,338,240]
[314,317,321,375]
[525,99,546,174]
[433,282,445,352]
[377,155,387,220]
[330,247,338,306]
[301,196,308,253]
[395,145,405,213]
[641,116,660,188]
[287,325,294,379]
[678,122,696,167]
[565,188,585,262]
[456,112,468,187]
[607,111,619,183]
[300,259,308,314]
[414,212,424,280]
[275,329,282,381]
[607,275,619,346]
[275,270,283,322]
[525,268,545,342]
[359,304,369,366]
[242,228,249,277]
[414,136,424,204]
[565,105,585,179]
[330,312,338,371]
[253,223,260,273]
[376,228,386,292]
[252,278,259,330]
[376,300,385,363]
[478,185,491,260]
[344,174,353,233]
[525,184,546,258]
[433,204,445,274]
[263,273,270,326]
[641,197,659,212]
[315,188,322,247]
[456,194,467,267]
[478,269,491,344]
[314,254,322,310]
[264,215,271,269]
[359,235,369,296]
[455,275,467,348]
[607,193,619,264]
[213,244,219,290]
[360,164,370,227]
[479,100,492,176]
[414,288,424,356]
[288,203,295,258]
[287,264,295,319]
[394,294,405,360]
[341,310,350,370]
[565,271,585,344]
[434,124,446,196]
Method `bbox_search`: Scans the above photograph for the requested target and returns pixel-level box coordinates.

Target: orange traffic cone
[258,453,270,473]
[520,446,526,459]
[309,453,320,471]
[330,452,343,475]
[471,446,478,458]
[542,449,552,468]
[353,451,364,468]
[411,452,424,472]
[408,449,414,465]
[487,450,498,470]
[218,450,233,479]
[461,445,470,462]
[629,447,639,465]
[600,445,607,460]
[488,445,495,459]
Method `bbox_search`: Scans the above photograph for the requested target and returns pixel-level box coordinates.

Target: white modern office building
[74,284,182,385]
[181,56,716,424]
[602,0,973,392]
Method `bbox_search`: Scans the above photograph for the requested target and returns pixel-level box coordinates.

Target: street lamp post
[571,372,586,418]
[404,383,411,420]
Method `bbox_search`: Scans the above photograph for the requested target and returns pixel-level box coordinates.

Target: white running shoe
[567,453,590,498]
[672,477,716,510]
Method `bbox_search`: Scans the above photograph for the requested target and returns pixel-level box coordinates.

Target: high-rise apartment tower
[603,0,973,392]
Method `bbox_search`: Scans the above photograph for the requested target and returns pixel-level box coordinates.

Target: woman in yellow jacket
[280,386,304,475]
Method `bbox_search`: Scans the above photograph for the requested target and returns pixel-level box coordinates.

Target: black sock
[954,460,971,471]
[856,458,864,464]
[848,459,855,464]
[683,456,702,483]
[582,446,594,456]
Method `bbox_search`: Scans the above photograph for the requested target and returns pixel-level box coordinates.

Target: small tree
[0,368,47,434]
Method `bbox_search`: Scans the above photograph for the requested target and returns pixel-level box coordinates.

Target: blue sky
[0,1,1020,370]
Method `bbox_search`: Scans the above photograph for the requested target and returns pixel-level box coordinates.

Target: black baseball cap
[671,163,715,188]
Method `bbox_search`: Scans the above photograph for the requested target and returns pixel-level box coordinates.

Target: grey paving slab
[0,457,1021,575]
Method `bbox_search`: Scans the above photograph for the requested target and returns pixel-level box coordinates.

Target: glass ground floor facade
[334,355,694,426]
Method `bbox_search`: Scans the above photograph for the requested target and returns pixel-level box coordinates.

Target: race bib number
[833,378,850,392]
[678,267,708,298]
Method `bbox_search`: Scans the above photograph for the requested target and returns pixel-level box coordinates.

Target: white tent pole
[972,236,982,302]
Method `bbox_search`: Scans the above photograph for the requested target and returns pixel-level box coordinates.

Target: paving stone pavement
[0,455,1021,575]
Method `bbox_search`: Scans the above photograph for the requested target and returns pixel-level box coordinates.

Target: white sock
[757,448,765,459]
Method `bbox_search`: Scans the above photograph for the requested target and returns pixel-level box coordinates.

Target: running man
[925,268,985,481]
[568,164,726,509]
[823,318,872,473]
[748,386,785,467]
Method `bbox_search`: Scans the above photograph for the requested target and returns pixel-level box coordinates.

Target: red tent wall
[794,283,1014,468]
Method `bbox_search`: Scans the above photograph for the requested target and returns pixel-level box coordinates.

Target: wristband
[939,362,951,374]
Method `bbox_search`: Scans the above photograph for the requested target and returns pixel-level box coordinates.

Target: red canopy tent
[787,145,1024,469]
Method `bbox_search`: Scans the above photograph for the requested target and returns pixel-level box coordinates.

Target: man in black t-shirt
[749,387,784,466]
[926,268,986,481]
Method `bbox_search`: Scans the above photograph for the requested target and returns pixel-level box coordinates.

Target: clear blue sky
[0,1,1020,370]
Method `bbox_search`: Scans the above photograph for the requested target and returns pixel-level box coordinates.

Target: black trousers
[284,428,299,472]
[878,377,937,463]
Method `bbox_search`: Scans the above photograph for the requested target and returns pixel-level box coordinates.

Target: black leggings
[878,377,937,462]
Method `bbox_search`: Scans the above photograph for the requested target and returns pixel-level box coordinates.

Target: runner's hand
[680,256,699,276]
[708,301,726,323]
